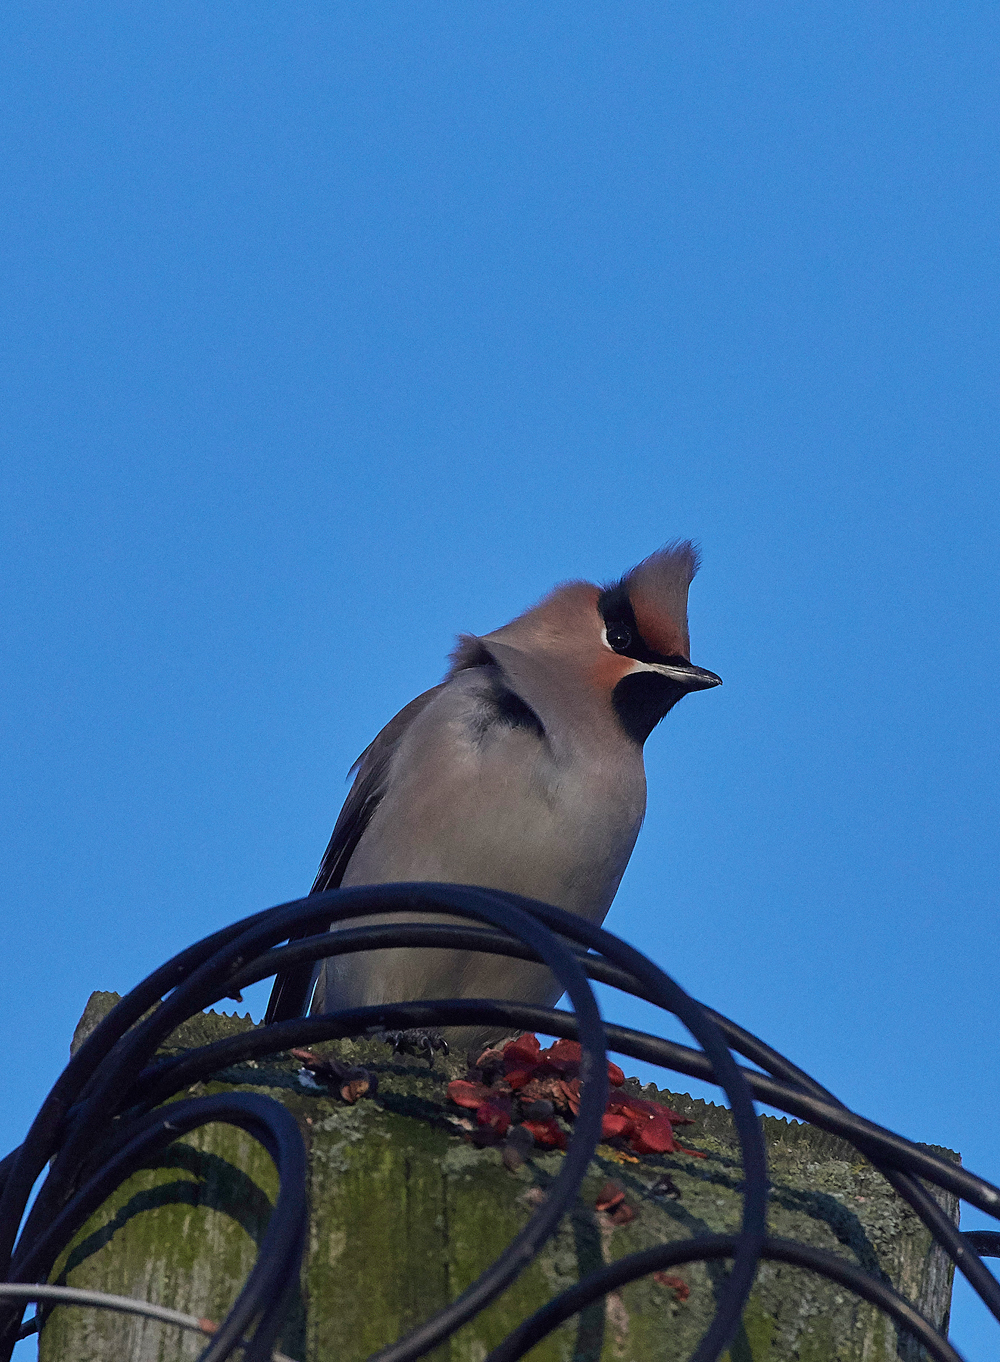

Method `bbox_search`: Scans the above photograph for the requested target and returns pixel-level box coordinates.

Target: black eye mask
[597,582,688,667]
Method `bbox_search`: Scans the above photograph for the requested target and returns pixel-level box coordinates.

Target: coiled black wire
[0,885,996,1362]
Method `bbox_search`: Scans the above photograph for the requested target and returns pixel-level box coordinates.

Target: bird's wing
[263,683,447,1023]
[311,683,448,892]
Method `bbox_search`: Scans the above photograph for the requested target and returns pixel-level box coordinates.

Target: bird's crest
[612,540,701,659]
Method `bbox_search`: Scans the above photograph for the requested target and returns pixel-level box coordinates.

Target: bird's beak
[641,660,722,691]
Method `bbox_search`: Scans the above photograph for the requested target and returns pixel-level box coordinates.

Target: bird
[264,542,721,1045]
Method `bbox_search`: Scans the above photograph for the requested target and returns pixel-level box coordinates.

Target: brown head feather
[619,540,700,659]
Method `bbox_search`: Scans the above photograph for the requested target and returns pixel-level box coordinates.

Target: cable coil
[0,884,995,1362]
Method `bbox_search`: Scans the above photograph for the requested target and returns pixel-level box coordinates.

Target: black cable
[963,1232,1000,1258]
[6,895,343,1271]
[0,887,613,1362]
[2,883,994,1362]
[134,891,768,1362]
[0,903,285,1274]
[125,996,997,1213]
[259,885,770,1362]
[486,1235,965,1362]
[688,1006,1000,1326]
[311,887,613,1362]
[131,920,1000,1213]
[6,1094,306,1362]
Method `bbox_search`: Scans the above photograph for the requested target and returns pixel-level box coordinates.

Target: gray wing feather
[262,682,447,1023]
[311,683,447,891]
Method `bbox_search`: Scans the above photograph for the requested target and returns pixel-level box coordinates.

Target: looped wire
[0,884,993,1362]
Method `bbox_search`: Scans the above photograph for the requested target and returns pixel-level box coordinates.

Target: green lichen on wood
[41,1111,293,1361]
[39,993,957,1362]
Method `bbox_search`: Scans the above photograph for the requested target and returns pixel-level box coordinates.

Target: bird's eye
[606,622,632,652]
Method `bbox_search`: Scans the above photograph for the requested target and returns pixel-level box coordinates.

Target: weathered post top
[36,992,958,1362]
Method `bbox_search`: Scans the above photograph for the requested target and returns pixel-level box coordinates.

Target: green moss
[795,1314,837,1362]
[41,1103,292,1362]
[41,994,959,1362]
[720,1300,777,1362]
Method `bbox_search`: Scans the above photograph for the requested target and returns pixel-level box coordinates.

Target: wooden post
[36,992,957,1361]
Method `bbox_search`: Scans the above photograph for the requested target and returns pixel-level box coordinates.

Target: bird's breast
[340,675,645,924]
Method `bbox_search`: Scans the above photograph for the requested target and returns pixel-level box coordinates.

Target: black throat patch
[598,581,691,743]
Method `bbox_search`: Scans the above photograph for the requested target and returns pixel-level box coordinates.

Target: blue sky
[2,3,999,1356]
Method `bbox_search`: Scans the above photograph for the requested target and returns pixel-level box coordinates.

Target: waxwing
[265,542,720,1041]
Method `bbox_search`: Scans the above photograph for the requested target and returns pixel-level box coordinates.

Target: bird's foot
[382,1028,450,1067]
